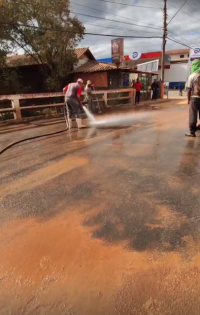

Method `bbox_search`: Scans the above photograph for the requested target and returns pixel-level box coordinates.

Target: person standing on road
[151,79,159,100]
[186,59,200,137]
[84,80,94,112]
[134,78,142,105]
[63,78,86,129]
[178,83,183,96]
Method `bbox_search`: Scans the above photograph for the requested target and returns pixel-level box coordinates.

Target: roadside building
[165,49,189,89]
[98,48,190,89]
[1,48,96,94]
[74,60,157,101]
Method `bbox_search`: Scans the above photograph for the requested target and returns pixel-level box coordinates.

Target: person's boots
[67,118,72,130]
[76,118,86,129]
[185,131,196,137]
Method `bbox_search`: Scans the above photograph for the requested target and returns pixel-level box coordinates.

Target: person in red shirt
[134,78,142,105]
[63,78,86,129]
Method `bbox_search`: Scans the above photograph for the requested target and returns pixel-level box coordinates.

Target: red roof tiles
[74,61,117,73]
[6,47,94,67]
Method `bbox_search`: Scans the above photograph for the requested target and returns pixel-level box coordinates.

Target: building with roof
[74,59,158,102]
[6,47,95,68]
[98,48,190,89]
[166,48,190,62]
[1,48,96,94]
[1,47,158,96]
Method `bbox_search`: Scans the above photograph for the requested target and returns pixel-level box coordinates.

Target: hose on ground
[0,105,68,156]
[0,127,67,156]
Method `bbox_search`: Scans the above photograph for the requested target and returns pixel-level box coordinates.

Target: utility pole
[161,0,167,98]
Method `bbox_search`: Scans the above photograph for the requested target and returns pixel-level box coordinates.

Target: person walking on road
[178,83,183,96]
[186,59,200,137]
[134,78,142,105]
[63,78,86,129]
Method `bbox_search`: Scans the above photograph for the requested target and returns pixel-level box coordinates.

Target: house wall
[74,55,90,69]
[156,63,188,83]
[74,71,108,88]
[169,53,189,61]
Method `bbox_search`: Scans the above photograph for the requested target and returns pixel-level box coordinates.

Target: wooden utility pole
[161,0,167,98]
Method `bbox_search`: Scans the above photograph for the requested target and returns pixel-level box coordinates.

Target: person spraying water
[63,78,86,129]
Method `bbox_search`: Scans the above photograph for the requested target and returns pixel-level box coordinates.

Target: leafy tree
[0,0,85,91]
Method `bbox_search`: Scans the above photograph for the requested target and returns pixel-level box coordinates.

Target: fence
[0,88,135,121]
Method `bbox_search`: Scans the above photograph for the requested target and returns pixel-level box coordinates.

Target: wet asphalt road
[1,100,200,314]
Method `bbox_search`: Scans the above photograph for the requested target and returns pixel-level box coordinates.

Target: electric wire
[0,20,162,38]
[87,0,162,9]
[168,0,189,25]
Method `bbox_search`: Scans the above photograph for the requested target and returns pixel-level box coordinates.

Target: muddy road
[1,100,200,314]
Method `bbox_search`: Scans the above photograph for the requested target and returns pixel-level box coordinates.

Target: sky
[70,0,200,59]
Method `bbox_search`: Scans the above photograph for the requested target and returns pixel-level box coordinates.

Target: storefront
[74,60,158,100]
[121,70,158,101]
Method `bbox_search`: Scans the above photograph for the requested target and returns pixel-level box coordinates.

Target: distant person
[63,78,86,129]
[178,83,183,96]
[164,84,169,98]
[134,78,142,105]
[123,74,130,87]
[151,79,159,100]
[186,59,200,137]
[130,79,135,88]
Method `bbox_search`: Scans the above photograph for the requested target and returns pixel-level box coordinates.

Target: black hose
[0,104,69,156]
[0,127,67,156]
[0,102,91,157]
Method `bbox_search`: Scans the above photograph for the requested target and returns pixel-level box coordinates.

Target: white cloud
[71,0,200,58]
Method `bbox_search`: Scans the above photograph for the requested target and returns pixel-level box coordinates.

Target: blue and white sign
[190,47,200,59]
[129,51,141,60]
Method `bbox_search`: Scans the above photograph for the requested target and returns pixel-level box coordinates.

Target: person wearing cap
[63,78,86,129]
[84,80,94,112]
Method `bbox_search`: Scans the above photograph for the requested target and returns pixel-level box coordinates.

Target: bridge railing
[0,88,135,121]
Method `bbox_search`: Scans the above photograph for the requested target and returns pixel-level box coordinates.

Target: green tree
[0,0,85,91]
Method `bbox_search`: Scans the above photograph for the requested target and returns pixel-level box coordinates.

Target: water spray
[82,106,96,123]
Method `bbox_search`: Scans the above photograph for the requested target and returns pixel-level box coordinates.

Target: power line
[167,23,197,47]
[2,0,196,51]
[72,2,198,45]
[0,20,162,38]
[2,0,164,31]
[84,21,162,36]
[71,1,163,30]
[71,11,163,31]
[167,36,192,49]
[88,0,162,9]
[2,0,164,35]
[168,0,189,25]
[152,0,178,9]
[187,2,200,15]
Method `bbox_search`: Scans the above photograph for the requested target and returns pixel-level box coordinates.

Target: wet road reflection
[1,102,200,314]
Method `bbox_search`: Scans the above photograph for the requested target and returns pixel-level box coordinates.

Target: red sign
[124,51,162,61]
